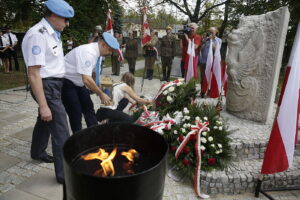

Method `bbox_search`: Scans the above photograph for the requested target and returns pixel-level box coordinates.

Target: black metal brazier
[63,123,168,200]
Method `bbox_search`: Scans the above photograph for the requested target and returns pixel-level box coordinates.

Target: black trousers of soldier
[8,49,19,71]
[61,79,98,133]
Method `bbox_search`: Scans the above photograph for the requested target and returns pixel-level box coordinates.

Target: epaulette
[38,27,47,34]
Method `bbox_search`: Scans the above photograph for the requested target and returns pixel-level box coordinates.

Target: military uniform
[124,37,138,74]
[111,36,122,75]
[160,32,176,81]
[143,35,158,80]
[21,0,74,184]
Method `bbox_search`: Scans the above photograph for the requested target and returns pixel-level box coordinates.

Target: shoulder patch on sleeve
[32,45,41,55]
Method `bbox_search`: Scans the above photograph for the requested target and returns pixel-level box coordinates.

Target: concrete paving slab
[5,114,27,124]
[0,188,45,200]
[0,153,20,171]
[16,169,63,200]
[12,127,33,142]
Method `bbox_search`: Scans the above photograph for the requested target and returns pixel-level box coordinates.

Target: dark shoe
[32,154,54,163]
[57,177,65,184]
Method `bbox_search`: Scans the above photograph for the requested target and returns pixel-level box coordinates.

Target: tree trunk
[219,0,230,39]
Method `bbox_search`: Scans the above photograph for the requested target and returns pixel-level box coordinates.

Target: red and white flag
[201,40,213,94]
[209,41,222,98]
[105,9,123,61]
[261,23,300,174]
[105,9,114,35]
[141,7,151,45]
[185,39,198,82]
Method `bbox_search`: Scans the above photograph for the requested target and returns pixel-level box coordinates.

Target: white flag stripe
[186,39,195,82]
[277,23,300,166]
[212,41,222,93]
[205,40,213,88]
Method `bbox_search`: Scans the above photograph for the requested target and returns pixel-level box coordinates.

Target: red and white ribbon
[154,79,184,100]
[135,105,159,125]
[175,121,210,198]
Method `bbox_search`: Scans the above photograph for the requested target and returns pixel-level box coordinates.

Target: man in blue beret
[62,32,120,134]
[21,0,74,184]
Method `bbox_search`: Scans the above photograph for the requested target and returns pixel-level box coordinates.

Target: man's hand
[99,93,111,105]
[39,105,52,121]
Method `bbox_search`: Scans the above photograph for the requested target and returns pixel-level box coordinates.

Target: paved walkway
[0,61,299,200]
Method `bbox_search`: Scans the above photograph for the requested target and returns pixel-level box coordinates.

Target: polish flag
[201,40,213,94]
[209,40,222,98]
[261,23,300,174]
[105,9,114,35]
[105,9,123,61]
[185,39,198,82]
[141,7,151,45]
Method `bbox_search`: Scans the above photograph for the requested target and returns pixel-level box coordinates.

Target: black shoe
[57,177,65,184]
[32,154,54,163]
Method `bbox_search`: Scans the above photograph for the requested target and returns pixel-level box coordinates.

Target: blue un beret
[45,0,74,18]
[102,32,120,50]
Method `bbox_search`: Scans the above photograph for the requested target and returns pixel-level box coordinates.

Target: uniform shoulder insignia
[38,27,47,34]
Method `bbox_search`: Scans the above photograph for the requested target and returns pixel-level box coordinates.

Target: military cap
[166,26,172,30]
[45,0,74,18]
[102,32,120,50]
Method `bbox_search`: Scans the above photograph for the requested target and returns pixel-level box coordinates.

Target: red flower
[183,146,190,154]
[207,158,217,165]
[182,159,190,166]
[190,134,196,141]
[170,146,177,151]
[178,135,185,143]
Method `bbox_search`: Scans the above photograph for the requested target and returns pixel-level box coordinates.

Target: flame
[121,149,139,162]
[81,147,139,176]
[81,147,117,177]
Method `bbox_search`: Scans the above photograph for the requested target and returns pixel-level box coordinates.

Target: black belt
[42,77,64,81]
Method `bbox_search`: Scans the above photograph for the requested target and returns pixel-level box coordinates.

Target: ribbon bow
[175,120,210,198]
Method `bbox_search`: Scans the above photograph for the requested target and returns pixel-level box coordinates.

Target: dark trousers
[8,49,19,71]
[31,79,69,182]
[62,79,98,133]
[180,60,185,78]
[161,56,173,81]
[200,63,206,92]
[126,57,137,74]
[111,55,120,75]
[96,98,133,123]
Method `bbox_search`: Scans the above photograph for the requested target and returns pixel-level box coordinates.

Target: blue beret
[102,32,120,50]
[45,0,74,18]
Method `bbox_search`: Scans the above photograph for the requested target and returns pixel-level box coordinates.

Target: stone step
[199,155,300,195]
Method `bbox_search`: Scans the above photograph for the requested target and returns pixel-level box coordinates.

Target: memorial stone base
[196,98,300,195]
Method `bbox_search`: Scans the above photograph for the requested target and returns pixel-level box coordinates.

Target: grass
[0,58,27,91]
[135,63,178,81]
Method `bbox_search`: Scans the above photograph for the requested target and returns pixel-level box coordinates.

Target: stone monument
[226,7,290,123]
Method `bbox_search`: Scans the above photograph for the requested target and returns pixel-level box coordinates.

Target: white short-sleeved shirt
[3,32,18,45]
[64,42,100,87]
[0,36,9,48]
[22,18,65,78]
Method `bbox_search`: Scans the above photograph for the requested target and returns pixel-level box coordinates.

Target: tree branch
[198,0,227,21]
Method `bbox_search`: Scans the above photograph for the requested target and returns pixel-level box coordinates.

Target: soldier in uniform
[111,32,122,75]
[21,0,74,184]
[124,32,138,74]
[160,26,176,81]
[143,29,158,80]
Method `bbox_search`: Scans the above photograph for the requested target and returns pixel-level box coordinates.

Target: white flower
[219,126,223,131]
[157,128,164,135]
[210,144,215,148]
[202,131,207,137]
[174,130,178,135]
[208,136,213,142]
[218,144,223,148]
[181,128,186,133]
[216,150,220,154]
[187,123,191,128]
[213,126,218,129]
[195,116,200,121]
[168,86,175,92]
[183,107,189,114]
[201,137,207,143]
[163,90,168,95]
[167,96,173,102]
[176,82,183,86]
[200,145,206,151]
[203,117,208,121]
[219,149,223,153]
[183,124,187,128]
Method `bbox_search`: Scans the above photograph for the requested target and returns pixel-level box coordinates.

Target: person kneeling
[96,72,152,123]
